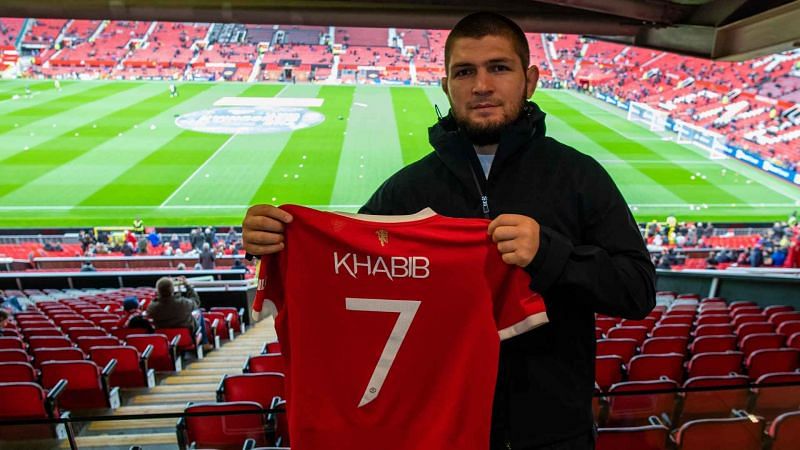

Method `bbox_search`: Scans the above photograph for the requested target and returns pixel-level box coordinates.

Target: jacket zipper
[469,163,491,218]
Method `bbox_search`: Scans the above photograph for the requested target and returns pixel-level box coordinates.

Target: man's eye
[454,68,473,77]
[491,65,510,72]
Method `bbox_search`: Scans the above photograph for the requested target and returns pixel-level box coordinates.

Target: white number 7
[345,297,421,407]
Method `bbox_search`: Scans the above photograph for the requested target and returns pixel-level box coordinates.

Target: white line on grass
[159,133,238,208]
[598,160,719,165]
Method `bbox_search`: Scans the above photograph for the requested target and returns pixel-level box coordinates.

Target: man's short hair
[0,309,8,321]
[444,12,530,75]
[156,277,174,298]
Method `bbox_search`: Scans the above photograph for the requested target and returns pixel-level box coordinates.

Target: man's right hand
[242,204,293,256]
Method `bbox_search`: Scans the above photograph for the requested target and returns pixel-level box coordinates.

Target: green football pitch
[0,79,798,227]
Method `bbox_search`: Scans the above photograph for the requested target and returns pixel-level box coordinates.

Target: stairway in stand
[63,317,278,449]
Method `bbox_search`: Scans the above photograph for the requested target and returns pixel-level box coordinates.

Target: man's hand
[487,214,541,267]
[242,205,293,256]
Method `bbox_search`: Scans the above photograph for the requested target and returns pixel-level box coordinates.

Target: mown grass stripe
[0,84,210,199]
[391,87,439,165]
[249,85,355,206]
[535,91,750,206]
[0,82,132,133]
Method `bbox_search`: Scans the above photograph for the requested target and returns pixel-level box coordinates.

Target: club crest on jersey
[376,229,389,247]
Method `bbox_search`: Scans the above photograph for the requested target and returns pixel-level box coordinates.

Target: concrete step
[130,392,216,404]
[149,383,217,394]
[87,417,176,431]
[163,375,224,385]
[61,432,175,448]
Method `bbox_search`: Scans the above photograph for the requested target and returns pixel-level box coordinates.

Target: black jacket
[361,101,655,449]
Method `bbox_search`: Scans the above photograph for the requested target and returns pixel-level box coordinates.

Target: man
[147,276,203,337]
[242,12,654,450]
[198,242,215,270]
[0,309,9,336]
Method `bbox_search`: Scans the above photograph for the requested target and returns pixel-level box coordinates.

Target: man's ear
[525,66,539,99]
[441,76,449,97]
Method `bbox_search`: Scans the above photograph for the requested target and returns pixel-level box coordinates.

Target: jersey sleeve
[490,263,549,341]
[253,253,284,313]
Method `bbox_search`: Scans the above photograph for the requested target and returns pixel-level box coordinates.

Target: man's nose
[472,68,493,95]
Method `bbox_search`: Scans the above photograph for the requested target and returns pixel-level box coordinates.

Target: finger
[491,225,521,243]
[244,231,284,246]
[496,240,516,254]
[246,204,294,223]
[244,242,285,256]
[244,216,289,233]
[501,252,521,266]
[487,214,524,235]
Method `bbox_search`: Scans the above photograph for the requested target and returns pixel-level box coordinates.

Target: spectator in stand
[0,309,9,336]
[137,237,148,255]
[189,227,204,251]
[706,252,719,269]
[199,242,215,270]
[772,246,787,267]
[80,260,97,272]
[204,227,216,246]
[231,258,249,273]
[147,230,162,248]
[147,276,207,343]
[117,297,154,333]
[225,228,238,246]
[170,233,181,250]
[749,245,764,267]
[132,217,145,236]
[122,242,135,257]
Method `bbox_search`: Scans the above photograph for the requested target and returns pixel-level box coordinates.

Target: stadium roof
[1,0,799,61]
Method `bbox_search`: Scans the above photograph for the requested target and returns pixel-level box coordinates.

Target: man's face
[442,35,538,145]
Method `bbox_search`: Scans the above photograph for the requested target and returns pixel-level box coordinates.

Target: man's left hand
[488,214,541,267]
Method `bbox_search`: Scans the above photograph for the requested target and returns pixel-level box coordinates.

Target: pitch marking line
[159,133,239,208]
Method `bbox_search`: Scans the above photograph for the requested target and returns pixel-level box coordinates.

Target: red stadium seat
[75,336,121,353]
[788,332,800,350]
[263,341,281,354]
[28,336,73,352]
[672,415,763,450]
[0,336,26,350]
[736,322,775,345]
[693,324,734,337]
[689,335,737,354]
[217,373,285,408]
[729,301,758,311]
[110,327,148,341]
[595,355,625,391]
[731,306,767,320]
[0,349,31,363]
[659,316,694,326]
[776,320,800,337]
[651,324,691,339]
[769,312,800,327]
[764,305,794,318]
[89,345,154,388]
[58,320,95,330]
[210,307,245,335]
[0,381,68,440]
[244,353,285,374]
[695,315,731,327]
[641,337,689,356]
[0,361,37,382]
[627,353,685,383]
[22,327,67,339]
[604,380,678,427]
[686,352,743,378]
[126,333,181,372]
[739,333,785,358]
[732,314,768,329]
[597,338,639,363]
[157,327,203,359]
[66,327,108,340]
[745,348,800,380]
[32,347,87,368]
[40,360,119,410]
[750,372,800,421]
[177,401,269,450]
[607,326,648,345]
[0,328,21,338]
[205,311,234,342]
[768,410,800,450]
[674,375,749,425]
[621,317,657,331]
[596,423,669,450]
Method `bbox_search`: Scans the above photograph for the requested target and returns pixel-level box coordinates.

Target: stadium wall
[656,269,800,308]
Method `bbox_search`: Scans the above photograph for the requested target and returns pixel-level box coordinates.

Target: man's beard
[455,95,527,146]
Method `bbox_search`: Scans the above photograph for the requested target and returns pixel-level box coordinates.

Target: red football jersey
[254,205,548,450]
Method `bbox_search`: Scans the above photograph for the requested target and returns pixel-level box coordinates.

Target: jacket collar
[427,100,547,182]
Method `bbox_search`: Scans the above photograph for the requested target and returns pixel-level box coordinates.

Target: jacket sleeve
[185,287,201,309]
[525,160,655,320]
